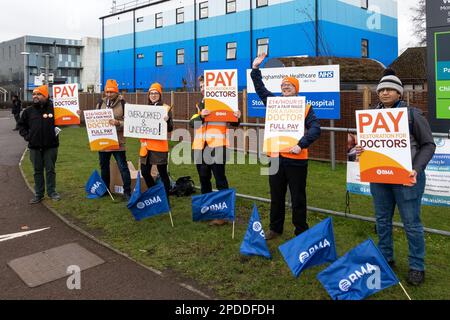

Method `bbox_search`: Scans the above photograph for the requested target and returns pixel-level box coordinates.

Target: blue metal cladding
[101,0,398,92]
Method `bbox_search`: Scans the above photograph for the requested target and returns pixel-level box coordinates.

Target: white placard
[124,104,168,140]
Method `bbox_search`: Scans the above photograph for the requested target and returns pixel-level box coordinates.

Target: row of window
[135,37,369,66]
[136,0,269,28]
[137,38,269,67]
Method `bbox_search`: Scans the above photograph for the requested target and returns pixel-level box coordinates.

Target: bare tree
[411,0,427,47]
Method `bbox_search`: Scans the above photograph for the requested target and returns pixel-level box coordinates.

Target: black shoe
[407,270,425,286]
[13,128,19,131]
[49,192,61,201]
[265,230,281,241]
[29,196,44,205]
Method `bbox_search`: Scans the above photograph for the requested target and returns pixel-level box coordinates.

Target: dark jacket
[12,98,22,115]
[374,100,436,173]
[18,100,59,150]
[250,68,321,165]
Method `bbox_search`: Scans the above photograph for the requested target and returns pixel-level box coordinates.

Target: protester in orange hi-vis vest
[140,83,174,198]
[250,53,321,240]
[190,75,241,226]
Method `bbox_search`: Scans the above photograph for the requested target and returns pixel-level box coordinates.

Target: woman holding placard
[139,83,174,196]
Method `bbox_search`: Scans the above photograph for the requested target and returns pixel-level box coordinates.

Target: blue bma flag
[192,189,236,222]
[85,170,108,199]
[127,171,142,209]
[127,182,170,222]
[240,204,271,259]
[317,238,399,300]
[278,217,337,277]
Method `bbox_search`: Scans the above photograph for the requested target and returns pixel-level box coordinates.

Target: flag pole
[106,188,115,201]
[398,282,412,301]
[232,221,235,240]
[169,211,174,228]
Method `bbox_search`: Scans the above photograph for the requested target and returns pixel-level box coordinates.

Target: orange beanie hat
[33,85,49,98]
[148,82,162,95]
[282,77,300,94]
[105,79,119,93]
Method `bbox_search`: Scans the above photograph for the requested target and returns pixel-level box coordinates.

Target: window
[177,49,185,65]
[60,46,68,55]
[176,7,184,24]
[137,17,144,23]
[156,51,163,66]
[257,38,269,56]
[137,53,145,59]
[226,42,237,60]
[226,0,236,14]
[199,1,208,19]
[200,45,208,62]
[257,0,268,8]
[9,46,11,59]
[155,12,163,28]
[361,39,369,58]
[361,0,369,9]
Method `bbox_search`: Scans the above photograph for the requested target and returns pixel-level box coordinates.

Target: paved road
[0,110,210,300]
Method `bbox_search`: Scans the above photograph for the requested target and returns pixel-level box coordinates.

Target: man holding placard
[190,75,241,226]
[250,53,321,240]
[96,79,132,201]
[356,69,436,286]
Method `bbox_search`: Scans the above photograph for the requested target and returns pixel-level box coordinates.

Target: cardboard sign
[84,109,120,151]
[356,108,412,184]
[204,69,238,122]
[246,65,340,119]
[53,84,80,126]
[124,104,168,140]
[263,97,306,154]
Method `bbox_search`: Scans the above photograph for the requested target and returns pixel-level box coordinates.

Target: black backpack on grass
[170,176,196,197]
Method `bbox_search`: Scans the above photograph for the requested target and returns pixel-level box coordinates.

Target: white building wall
[81,37,101,93]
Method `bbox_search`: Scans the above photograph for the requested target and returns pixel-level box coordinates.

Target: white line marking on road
[0,228,50,243]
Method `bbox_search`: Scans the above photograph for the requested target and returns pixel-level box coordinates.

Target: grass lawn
[21,126,450,300]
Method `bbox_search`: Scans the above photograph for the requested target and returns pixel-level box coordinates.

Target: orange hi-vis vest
[139,104,171,156]
[268,105,312,160]
[192,119,229,150]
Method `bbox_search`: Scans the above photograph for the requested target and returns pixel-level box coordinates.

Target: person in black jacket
[18,85,61,204]
[11,95,22,131]
[250,53,321,239]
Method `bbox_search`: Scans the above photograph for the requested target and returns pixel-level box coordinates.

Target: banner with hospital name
[356,108,412,184]
[263,97,306,154]
[124,104,168,140]
[347,138,450,207]
[52,84,80,126]
[246,65,340,119]
[84,109,120,151]
[204,69,238,122]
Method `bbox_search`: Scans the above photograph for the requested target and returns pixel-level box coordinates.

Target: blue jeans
[370,171,426,271]
[99,151,131,194]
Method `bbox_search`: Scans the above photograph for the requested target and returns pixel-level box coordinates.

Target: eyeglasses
[149,92,160,96]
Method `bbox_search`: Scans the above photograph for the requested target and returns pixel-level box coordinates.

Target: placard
[124,104,168,140]
[84,109,120,151]
[53,84,80,126]
[204,69,238,122]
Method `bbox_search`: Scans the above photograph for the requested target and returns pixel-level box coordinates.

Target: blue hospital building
[100,0,398,91]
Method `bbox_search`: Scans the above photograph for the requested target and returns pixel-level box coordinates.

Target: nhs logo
[318,71,334,79]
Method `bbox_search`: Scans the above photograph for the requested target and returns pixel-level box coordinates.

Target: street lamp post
[21,51,54,99]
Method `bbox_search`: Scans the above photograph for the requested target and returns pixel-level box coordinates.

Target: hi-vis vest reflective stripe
[268,105,312,160]
[140,104,171,156]
[192,120,228,150]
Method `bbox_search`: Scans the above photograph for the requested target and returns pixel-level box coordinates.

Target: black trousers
[269,164,309,235]
[141,160,171,196]
[194,146,229,194]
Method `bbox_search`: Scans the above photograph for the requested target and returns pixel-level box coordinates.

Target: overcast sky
[0,0,421,54]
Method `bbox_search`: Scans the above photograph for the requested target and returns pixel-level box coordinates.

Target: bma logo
[136,196,162,210]
[252,221,265,238]
[252,222,262,232]
[201,202,228,215]
[338,263,381,292]
[90,181,102,194]
[318,71,334,79]
[298,238,331,264]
